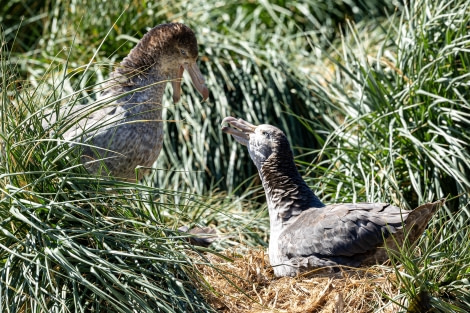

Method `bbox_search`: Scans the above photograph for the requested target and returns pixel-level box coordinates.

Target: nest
[195,247,401,313]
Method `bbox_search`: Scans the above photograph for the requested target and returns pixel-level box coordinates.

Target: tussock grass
[1,0,402,193]
[0,25,266,311]
[0,32,217,311]
[1,0,470,312]
[298,8,470,211]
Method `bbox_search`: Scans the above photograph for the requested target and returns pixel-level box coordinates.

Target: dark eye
[180,49,187,56]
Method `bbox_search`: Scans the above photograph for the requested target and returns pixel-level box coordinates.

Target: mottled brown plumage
[44,23,208,181]
[222,117,443,277]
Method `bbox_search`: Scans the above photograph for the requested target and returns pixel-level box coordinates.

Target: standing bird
[221,117,443,277]
[44,23,209,181]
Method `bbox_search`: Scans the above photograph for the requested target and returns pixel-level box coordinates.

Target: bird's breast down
[76,105,164,181]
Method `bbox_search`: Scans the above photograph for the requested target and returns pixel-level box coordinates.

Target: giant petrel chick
[44,23,209,181]
[222,117,442,277]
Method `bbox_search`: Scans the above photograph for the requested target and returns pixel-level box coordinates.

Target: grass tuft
[1,0,470,311]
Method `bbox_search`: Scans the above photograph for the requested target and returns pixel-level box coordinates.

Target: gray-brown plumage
[43,23,208,181]
[221,116,443,277]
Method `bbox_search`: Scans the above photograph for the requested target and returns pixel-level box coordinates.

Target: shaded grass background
[1,0,470,312]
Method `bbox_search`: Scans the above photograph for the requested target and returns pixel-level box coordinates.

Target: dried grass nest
[194,247,402,313]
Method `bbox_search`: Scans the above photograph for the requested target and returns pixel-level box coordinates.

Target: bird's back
[271,200,443,276]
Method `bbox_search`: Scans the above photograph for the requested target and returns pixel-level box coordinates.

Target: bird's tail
[404,198,445,244]
[380,199,444,260]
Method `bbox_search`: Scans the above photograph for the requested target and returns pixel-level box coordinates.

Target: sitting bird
[221,116,443,277]
[43,23,209,181]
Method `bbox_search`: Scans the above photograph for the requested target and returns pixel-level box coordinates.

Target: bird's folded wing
[278,203,409,258]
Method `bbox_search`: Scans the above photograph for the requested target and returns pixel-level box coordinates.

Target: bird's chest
[268,215,287,265]
[112,121,163,165]
[84,117,164,178]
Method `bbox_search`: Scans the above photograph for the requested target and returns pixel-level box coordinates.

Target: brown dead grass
[195,247,403,313]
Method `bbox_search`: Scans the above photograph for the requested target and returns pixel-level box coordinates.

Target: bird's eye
[180,49,187,56]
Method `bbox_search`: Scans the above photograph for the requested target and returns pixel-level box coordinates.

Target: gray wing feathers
[279,203,409,259]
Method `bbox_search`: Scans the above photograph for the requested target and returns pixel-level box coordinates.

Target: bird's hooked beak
[172,61,209,103]
[221,117,257,146]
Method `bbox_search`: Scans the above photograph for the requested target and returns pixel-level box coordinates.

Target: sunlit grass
[0,26,263,312]
[1,0,470,312]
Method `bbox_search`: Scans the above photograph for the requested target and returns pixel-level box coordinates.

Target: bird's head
[221,117,291,171]
[128,23,209,103]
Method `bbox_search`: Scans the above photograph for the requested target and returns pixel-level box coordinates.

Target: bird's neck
[259,152,324,225]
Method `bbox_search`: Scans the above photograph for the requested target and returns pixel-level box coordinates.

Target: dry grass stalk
[195,247,401,313]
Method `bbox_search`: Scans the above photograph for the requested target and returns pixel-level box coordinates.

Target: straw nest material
[195,247,402,313]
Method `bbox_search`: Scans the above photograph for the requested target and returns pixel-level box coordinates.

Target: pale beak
[172,61,209,103]
[221,117,257,146]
